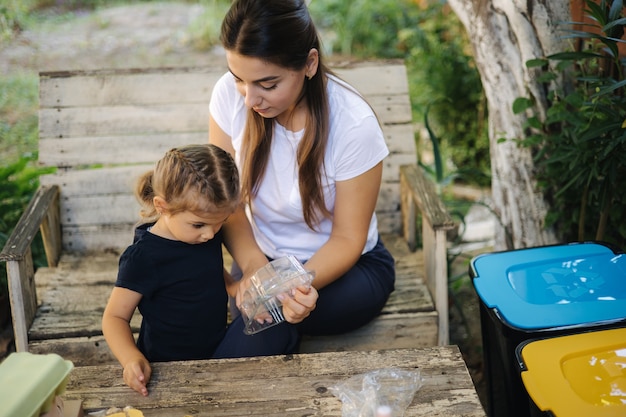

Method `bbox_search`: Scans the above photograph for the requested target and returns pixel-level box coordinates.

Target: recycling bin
[469,241,626,417]
[518,327,626,416]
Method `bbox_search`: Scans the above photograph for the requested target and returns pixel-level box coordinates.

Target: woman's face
[226,51,307,121]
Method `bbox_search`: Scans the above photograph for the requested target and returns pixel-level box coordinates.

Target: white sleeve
[209,72,238,137]
[328,83,389,181]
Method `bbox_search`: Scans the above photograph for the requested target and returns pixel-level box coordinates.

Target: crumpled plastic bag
[329,367,424,417]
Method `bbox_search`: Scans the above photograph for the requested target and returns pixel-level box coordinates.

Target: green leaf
[512,97,534,114]
[547,51,604,60]
[526,58,549,68]
[591,79,626,98]
[608,0,624,22]
[525,116,543,130]
[585,0,607,26]
[603,16,626,32]
[537,72,557,83]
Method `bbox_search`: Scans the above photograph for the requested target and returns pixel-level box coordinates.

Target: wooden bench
[0,61,454,365]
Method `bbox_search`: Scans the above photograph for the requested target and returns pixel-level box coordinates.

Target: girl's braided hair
[136,144,240,220]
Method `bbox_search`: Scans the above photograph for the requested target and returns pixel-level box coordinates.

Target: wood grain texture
[63,347,485,416]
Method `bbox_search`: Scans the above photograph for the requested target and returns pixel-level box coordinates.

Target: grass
[0,73,39,164]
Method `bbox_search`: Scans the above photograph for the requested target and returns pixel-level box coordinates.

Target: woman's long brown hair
[221,0,332,229]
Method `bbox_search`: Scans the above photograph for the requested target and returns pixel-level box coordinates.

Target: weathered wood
[38,62,415,242]
[23,234,435,363]
[29,335,124,366]
[39,186,62,268]
[0,186,60,352]
[0,185,60,262]
[400,164,455,345]
[4,252,35,353]
[400,164,455,240]
[63,347,486,416]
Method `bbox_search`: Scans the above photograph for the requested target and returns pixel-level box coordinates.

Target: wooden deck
[2,61,454,366]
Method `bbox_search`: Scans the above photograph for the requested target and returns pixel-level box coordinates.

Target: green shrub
[0,73,39,164]
[186,0,231,51]
[514,0,626,246]
[310,0,490,187]
[0,154,56,298]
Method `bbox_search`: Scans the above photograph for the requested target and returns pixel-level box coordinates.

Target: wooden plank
[0,185,60,262]
[333,61,410,96]
[38,62,409,108]
[38,123,413,168]
[29,252,140,339]
[58,225,135,253]
[400,164,455,230]
[29,287,141,339]
[299,311,438,352]
[38,132,207,167]
[39,186,62,267]
[40,166,147,197]
[39,95,409,141]
[39,103,209,140]
[39,68,224,107]
[62,347,486,416]
[29,335,126,366]
[5,254,35,352]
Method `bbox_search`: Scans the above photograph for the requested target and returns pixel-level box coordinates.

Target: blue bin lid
[470,242,626,330]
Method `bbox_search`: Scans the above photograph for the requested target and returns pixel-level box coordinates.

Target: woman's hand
[279,285,318,324]
[122,355,152,397]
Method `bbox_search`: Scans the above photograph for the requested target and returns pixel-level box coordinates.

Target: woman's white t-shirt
[209,72,389,260]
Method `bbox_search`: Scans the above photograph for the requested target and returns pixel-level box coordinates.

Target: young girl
[102,144,317,397]
[209,0,395,337]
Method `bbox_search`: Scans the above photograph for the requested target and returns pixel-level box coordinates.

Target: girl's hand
[279,285,318,323]
[122,357,152,397]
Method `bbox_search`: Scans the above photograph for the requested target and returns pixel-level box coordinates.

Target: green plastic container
[0,352,74,417]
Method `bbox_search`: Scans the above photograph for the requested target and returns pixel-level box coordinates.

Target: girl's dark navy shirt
[115,223,228,362]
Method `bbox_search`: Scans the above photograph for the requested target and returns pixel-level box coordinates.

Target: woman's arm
[209,114,319,317]
[209,115,268,279]
[102,287,151,396]
[304,162,383,289]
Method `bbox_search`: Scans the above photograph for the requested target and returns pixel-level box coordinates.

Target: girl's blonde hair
[136,144,240,221]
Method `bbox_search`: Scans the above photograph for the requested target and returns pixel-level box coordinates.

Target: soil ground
[0,2,490,410]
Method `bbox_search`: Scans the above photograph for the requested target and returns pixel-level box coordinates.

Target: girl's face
[153,208,232,245]
[226,51,316,123]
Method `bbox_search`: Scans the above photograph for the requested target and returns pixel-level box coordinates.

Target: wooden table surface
[63,346,485,416]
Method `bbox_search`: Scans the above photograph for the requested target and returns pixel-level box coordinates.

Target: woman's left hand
[279,285,318,323]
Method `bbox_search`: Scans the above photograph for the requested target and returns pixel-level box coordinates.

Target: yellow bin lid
[520,327,626,416]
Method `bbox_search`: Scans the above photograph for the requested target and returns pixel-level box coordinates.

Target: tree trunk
[447,0,572,250]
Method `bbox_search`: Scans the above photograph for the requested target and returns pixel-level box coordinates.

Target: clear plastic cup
[240,255,314,335]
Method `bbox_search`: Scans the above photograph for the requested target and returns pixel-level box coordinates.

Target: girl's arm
[102,287,151,396]
[304,162,383,289]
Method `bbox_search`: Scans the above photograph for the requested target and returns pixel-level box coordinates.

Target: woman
[210,0,395,337]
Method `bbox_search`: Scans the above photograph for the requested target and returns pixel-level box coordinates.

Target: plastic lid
[470,242,626,330]
[520,327,626,416]
[0,352,74,417]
